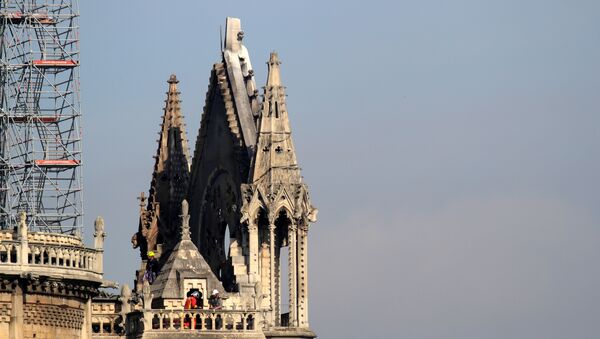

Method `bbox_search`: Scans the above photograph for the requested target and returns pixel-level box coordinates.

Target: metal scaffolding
[0,0,82,234]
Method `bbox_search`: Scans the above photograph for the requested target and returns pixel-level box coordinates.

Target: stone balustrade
[91,314,124,337]
[0,230,103,282]
[128,308,259,334]
[28,232,85,246]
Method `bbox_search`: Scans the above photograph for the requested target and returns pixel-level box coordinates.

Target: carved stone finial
[94,216,105,235]
[18,212,27,239]
[120,284,132,314]
[180,199,191,241]
[19,211,26,224]
[121,283,131,298]
[266,52,282,87]
[167,74,179,84]
[94,216,106,250]
[182,199,189,217]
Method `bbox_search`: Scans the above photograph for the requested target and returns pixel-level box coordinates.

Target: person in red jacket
[184,291,200,329]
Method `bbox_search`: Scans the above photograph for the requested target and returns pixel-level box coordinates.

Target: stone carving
[94,216,106,250]
[142,280,152,311]
[120,284,132,314]
[18,211,27,240]
[180,199,191,241]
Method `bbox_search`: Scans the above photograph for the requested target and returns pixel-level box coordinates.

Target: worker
[185,291,200,309]
[208,289,222,310]
[184,290,200,329]
[144,251,159,284]
[209,289,223,329]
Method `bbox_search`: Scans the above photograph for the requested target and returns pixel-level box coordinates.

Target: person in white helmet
[208,289,223,310]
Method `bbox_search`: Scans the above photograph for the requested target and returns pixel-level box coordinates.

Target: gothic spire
[156,74,191,172]
[133,74,191,260]
[250,52,300,184]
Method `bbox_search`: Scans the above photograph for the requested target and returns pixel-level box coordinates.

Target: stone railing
[127,308,260,335]
[0,230,103,282]
[91,313,124,337]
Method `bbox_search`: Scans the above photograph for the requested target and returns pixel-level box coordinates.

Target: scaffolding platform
[32,60,78,68]
[10,116,59,123]
[1,12,56,25]
[34,160,80,167]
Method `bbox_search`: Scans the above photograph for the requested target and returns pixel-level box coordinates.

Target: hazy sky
[79,1,600,338]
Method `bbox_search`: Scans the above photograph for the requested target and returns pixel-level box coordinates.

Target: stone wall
[23,299,84,338]
[91,297,124,337]
[0,292,12,337]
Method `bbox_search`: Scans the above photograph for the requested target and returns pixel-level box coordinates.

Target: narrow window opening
[280,246,290,316]
[224,225,231,260]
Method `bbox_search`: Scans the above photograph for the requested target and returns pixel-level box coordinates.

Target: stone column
[9,282,23,339]
[81,297,92,339]
[17,212,28,268]
[260,243,271,308]
[142,280,152,331]
[269,222,277,325]
[297,224,309,327]
[288,222,298,327]
[248,219,259,282]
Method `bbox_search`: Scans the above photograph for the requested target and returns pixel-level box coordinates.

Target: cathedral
[0,14,317,339]
[126,16,318,339]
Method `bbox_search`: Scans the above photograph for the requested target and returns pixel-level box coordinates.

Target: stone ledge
[141,333,266,339]
[263,327,316,339]
[0,265,103,283]
[0,230,84,246]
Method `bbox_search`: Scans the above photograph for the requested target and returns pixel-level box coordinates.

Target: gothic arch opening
[275,209,291,324]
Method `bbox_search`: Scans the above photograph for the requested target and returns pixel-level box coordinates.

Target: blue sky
[80,1,600,338]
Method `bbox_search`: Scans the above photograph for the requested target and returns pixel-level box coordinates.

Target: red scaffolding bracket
[11,116,58,123]
[1,12,24,23]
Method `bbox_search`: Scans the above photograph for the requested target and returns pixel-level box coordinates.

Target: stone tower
[240,52,317,329]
